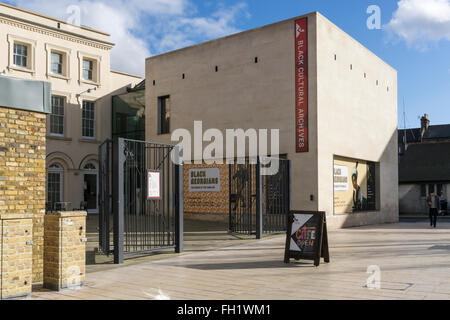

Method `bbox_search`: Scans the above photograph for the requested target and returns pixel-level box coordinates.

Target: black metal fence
[228,157,290,238]
[229,158,256,235]
[261,157,290,235]
[99,138,183,264]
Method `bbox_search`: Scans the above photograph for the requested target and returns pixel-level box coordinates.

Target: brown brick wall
[0,107,46,283]
[44,211,87,290]
[0,214,33,299]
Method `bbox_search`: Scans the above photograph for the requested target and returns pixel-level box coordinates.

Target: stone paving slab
[32,221,450,300]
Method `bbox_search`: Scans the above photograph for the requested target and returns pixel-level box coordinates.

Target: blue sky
[4,0,450,128]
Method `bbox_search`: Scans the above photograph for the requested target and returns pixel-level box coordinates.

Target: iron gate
[229,158,256,235]
[98,139,112,255]
[261,157,290,234]
[228,157,290,238]
[99,138,183,264]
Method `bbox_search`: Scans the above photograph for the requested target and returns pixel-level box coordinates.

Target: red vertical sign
[295,18,308,153]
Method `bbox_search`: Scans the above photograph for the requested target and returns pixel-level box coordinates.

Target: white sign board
[334,165,349,192]
[189,168,220,192]
[147,171,161,199]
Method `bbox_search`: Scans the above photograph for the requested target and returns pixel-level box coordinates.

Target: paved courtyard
[32,220,450,300]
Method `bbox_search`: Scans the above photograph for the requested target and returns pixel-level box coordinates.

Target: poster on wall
[147,170,161,200]
[189,168,221,192]
[333,157,377,214]
[333,165,349,191]
[295,17,308,153]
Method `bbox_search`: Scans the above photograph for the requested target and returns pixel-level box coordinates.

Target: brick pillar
[43,211,87,291]
[0,107,47,284]
[0,213,34,300]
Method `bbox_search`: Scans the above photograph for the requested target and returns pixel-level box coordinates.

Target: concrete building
[145,12,399,229]
[0,3,142,214]
[398,114,450,215]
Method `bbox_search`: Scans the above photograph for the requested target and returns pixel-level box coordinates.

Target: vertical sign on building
[295,18,308,153]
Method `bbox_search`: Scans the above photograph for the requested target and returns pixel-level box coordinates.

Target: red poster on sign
[295,18,308,153]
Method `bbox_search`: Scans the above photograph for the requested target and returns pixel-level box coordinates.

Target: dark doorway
[84,173,98,214]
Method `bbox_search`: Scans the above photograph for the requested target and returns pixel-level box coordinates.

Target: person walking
[427,191,439,228]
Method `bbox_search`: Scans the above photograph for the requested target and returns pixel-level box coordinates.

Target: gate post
[113,137,125,264]
[256,157,263,239]
[174,146,184,253]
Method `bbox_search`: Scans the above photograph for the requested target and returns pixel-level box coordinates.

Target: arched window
[47,163,64,206]
[83,163,97,171]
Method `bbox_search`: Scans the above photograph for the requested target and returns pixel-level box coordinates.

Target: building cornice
[0,13,114,51]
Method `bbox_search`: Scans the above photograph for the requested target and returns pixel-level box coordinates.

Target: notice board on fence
[284,211,330,266]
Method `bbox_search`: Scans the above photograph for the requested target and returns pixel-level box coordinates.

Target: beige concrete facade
[0,3,142,214]
[145,12,398,229]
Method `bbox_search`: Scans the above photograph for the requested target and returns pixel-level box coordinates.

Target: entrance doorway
[83,163,98,214]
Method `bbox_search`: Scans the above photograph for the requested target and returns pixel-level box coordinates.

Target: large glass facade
[112,85,145,141]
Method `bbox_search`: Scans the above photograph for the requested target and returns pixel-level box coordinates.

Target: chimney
[420,114,430,141]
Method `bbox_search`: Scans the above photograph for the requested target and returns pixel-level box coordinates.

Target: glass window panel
[82,101,95,138]
[51,52,63,75]
[82,59,94,81]
[13,43,28,68]
[50,96,65,135]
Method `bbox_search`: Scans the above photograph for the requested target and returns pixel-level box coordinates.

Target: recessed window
[50,96,65,136]
[215,66,218,72]
[334,54,337,61]
[376,80,379,86]
[153,80,156,86]
[82,101,95,138]
[13,43,29,68]
[51,52,64,75]
[182,73,185,79]
[83,59,94,81]
[255,57,258,63]
[350,64,352,70]
[364,73,366,78]
[47,163,64,207]
[158,96,170,135]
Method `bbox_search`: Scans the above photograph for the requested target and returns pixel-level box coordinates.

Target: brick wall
[0,107,46,283]
[44,211,87,290]
[0,214,33,299]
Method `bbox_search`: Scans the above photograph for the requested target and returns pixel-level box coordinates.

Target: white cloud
[8,0,249,76]
[385,0,450,48]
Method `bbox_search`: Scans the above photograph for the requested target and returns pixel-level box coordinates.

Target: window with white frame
[82,101,95,138]
[50,96,65,136]
[82,59,94,81]
[47,163,63,205]
[51,52,64,75]
[13,43,29,68]
[8,35,36,73]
